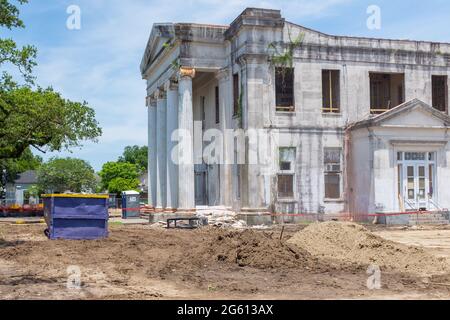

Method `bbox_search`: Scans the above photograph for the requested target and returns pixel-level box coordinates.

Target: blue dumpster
[43,194,109,240]
[121,191,140,219]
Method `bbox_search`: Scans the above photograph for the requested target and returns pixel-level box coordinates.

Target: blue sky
[2,0,450,171]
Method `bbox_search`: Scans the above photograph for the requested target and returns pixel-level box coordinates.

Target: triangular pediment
[350,99,450,130]
[140,23,175,75]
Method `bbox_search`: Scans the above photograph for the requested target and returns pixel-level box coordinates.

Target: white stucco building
[141,8,450,224]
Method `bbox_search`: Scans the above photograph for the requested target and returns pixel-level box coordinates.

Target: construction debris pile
[287,221,449,276]
[195,208,268,229]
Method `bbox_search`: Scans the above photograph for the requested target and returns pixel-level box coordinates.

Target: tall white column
[156,89,167,210]
[147,96,157,208]
[216,68,232,208]
[178,67,196,212]
[166,80,179,211]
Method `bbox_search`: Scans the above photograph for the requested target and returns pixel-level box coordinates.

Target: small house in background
[5,170,39,206]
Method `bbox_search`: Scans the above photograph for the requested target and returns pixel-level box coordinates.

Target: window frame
[233,73,240,117]
[432,75,448,113]
[324,148,343,200]
[369,72,405,114]
[322,69,341,114]
[275,67,295,112]
[277,147,296,199]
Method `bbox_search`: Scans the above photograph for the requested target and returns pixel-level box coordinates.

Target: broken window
[432,75,448,112]
[370,73,405,114]
[324,148,342,199]
[233,73,239,117]
[275,67,294,112]
[322,70,340,113]
[278,147,296,198]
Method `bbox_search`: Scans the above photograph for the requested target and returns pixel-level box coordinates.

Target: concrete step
[410,219,449,224]
[409,211,449,225]
[411,216,449,221]
[410,222,449,225]
[409,213,446,217]
[410,216,449,221]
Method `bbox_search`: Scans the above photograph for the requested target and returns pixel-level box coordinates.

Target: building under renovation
[141,8,450,223]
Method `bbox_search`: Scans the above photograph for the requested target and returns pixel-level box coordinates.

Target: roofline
[286,21,450,47]
[175,22,229,29]
[141,7,450,77]
[146,18,450,48]
[347,99,450,131]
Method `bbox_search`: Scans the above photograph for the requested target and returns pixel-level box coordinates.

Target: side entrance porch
[347,99,450,225]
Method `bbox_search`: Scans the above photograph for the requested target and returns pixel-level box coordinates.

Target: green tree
[0,86,102,159]
[118,145,148,172]
[99,162,140,194]
[36,158,98,193]
[0,1,102,161]
[0,147,42,182]
[107,177,139,195]
[0,0,37,85]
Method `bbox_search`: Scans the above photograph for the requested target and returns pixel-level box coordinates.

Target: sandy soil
[0,223,449,300]
[375,229,450,263]
[288,222,449,276]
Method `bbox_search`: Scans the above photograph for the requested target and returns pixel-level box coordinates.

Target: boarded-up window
[275,67,294,112]
[322,70,340,113]
[324,148,342,199]
[233,74,239,116]
[215,86,220,124]
[432,75,448,112]
[278,147,295,198]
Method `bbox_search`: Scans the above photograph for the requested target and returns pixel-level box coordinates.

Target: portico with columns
[145,64,236,213]
[140,10,285,215]
[141,21,234,214]
[145,69,197,213]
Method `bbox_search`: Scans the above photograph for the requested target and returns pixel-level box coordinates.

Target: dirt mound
[287,222,449,276]
[2,224,450,299]
[193,228,323,270]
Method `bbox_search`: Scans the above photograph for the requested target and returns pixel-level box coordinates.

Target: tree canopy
[107,177,140,195]
[0,147,42,183]
[0,86,102,159]
[0,0,102,161]
[36,158,98,194]
[99,162,140,195]
[118,145,148,172]
[0,0,36,84]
